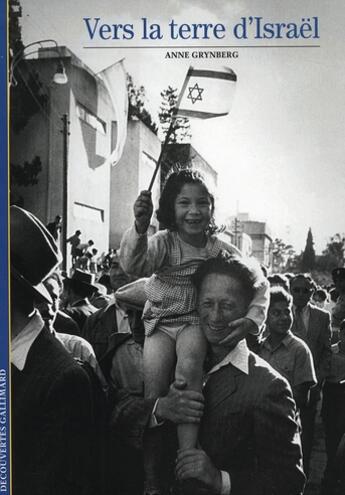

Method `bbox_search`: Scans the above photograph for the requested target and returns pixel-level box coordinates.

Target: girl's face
[174,183,212,245]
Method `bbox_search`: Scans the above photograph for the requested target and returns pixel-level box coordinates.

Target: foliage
[315,234,345,273]
[271,238,296,273]
[127,74,158,135]
[10,156,42,187]
[158,85,191,144]
[11,70,49,133]
[9,0,24,59]
[301,228,316,272]
[10,156,43,207]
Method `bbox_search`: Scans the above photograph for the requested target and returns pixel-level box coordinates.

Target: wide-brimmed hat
[10,206,62,302]
[64,269,98,297]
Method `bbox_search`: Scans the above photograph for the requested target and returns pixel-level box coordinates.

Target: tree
[158,85,191,144]
[127,74,158,135]
[10,156,42,187]
[10,156,43,206]
[9,0,24,60]
[315,234,345,272]
[301,228,316,272]
[271,238,296,273]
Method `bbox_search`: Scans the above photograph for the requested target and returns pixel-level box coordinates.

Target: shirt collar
[263,330,293,351]
[11,310,45,371]
[207,339,249,376]
[293,303,310,316]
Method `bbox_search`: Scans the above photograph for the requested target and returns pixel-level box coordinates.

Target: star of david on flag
[177,66,237,119]
[187,83,204,104]
[148,65,237,190]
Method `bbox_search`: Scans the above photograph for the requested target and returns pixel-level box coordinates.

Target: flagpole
[148,66,193,192]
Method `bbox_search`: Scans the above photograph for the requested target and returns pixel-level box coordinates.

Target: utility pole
[61,113,70,271]
[233,217,242,249]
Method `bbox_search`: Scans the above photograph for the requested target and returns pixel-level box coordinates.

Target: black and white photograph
[6,0,345,494]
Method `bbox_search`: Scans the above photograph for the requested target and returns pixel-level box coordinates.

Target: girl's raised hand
[134,190,153,234]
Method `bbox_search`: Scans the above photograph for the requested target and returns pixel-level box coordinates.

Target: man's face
[267,300,292,336]
[109,262,130,291]
[37,278,60,329]
[290,278,313,308]
[198,273,249,347]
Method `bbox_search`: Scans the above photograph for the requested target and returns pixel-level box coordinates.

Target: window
[76,104,106,135]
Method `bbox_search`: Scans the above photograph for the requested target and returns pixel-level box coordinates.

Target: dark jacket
[12,327,96,495]
[63,298,97,334]
[199,352,305,495]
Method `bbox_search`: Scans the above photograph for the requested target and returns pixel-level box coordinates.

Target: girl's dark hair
[156,168,218,234]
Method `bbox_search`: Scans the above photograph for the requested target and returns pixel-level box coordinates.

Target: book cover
[4,1,345,494]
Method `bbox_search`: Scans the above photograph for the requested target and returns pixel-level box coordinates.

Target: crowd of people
[10,169,345,495]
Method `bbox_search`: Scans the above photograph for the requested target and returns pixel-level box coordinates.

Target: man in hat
[10,206,96,495]
[37,272,107,391]
[331,267,345,332]
[82,256,132,360]
[62,269,98,332]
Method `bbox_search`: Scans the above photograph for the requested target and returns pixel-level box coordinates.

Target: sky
[20,0,345,253]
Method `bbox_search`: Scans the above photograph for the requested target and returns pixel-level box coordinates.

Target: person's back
[10,206,97,495]
[12,326,95,495]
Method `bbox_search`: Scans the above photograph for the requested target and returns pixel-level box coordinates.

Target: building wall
[65,62,113,260]
[10,50,115,268]
[241,220,273,267]
[10,57,69,221]
[110,120,161,248]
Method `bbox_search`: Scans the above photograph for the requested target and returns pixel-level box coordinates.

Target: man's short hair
[192,252,262,303]
[267,274,290,292]
[313,288,328,302]
[269,287,293,307]
[290,273,316,291]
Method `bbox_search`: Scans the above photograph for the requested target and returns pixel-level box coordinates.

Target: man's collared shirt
[114,299,131,334]
[206,339,249,378]
[293,303,311,339]
[11,310,44,370]
[259,330,317,389]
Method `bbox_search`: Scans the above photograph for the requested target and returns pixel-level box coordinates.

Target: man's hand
[134,190,153,234]
[219,317,258,347]
[175,448,222,494]
[155,380,204,424]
